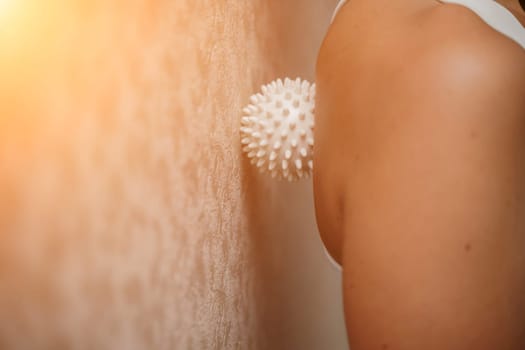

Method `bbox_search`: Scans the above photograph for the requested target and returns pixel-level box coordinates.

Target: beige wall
[0,0,347,349]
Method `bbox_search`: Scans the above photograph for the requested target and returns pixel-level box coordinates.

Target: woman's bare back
[314,0,525,348]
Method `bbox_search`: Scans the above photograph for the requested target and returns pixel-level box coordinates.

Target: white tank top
[324,0,525,272]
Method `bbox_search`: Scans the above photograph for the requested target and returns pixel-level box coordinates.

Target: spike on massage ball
[241,77,315,181]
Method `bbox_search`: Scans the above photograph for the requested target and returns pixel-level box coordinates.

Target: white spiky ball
[240,78,315,182]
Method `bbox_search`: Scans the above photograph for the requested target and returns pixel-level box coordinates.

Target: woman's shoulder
[318,3,525,114]
[407,3,525,109]
[319,1,525,87]
[415,2,525,78]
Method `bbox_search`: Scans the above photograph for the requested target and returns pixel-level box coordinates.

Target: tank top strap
[331,0,348,23]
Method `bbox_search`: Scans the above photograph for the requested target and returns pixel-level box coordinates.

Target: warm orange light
[0,0,13,19]
[0,0,20,34]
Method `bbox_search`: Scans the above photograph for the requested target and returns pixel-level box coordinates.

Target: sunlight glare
[0,0,11,16]
[0,0,16,24]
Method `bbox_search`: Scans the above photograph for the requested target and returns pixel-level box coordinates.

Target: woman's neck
[498,0,525,13]
[516,0,525,12]
[496,0,525,24]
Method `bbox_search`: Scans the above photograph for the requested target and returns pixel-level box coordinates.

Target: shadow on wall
[0,0,347,349]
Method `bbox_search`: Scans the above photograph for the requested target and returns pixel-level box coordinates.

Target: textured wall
[0,0,346,349]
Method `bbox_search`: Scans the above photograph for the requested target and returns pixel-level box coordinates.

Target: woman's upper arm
[338,31,525,350]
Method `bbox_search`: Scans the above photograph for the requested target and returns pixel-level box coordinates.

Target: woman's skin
[314,0,525,348]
